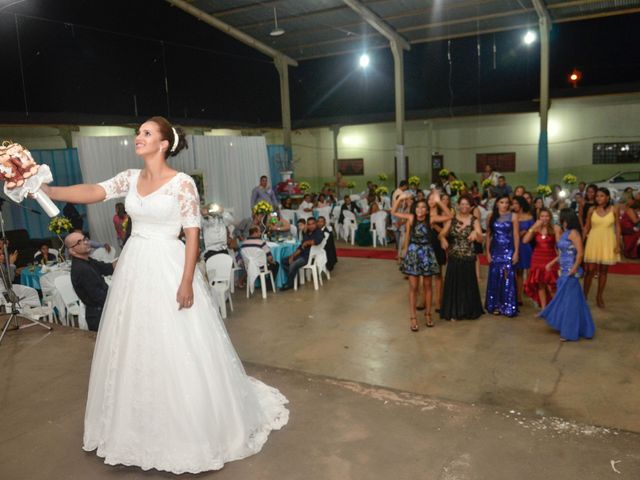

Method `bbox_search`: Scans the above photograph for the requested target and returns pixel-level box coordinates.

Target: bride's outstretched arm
[40,183,106,205]
[177,227,199,310]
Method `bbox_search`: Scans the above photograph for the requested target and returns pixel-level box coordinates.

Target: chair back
[280,209,296,224]
[240,246,268,270]
[205,253,233,285]
[330,205,342,222]
[34,248,59,259]
[90,247,116,263]
[316,206,331,222]
[343,210,357,224]
[54,274,82,307]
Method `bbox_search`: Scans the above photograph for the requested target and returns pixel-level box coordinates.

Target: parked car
[594,171,640,200]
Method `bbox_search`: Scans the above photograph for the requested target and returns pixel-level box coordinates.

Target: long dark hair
[596,187,612,207]
[559,208,582,235]
[410,199,429,238]
[488,194,511,235]
[512,195,530,213]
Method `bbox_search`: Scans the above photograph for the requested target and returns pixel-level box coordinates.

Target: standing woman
[112,202,129,248]
[583,187,621,308]
[512,196,534,306]
[485,194,520,317]
[39,116,288,473]
[617,197,640,259]
[439,195,484,320]
[523,208,558,308]
[578,183,598,228]
[392,190,452,331]
[540,208,595,341]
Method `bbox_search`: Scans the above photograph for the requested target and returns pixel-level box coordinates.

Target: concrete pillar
[274,55,292,151]
[536,8,551,185]
[391,41,406,185]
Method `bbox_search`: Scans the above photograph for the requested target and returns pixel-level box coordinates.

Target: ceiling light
[359,54,370,68]
[523,31,536,45]
[270,7,285,37]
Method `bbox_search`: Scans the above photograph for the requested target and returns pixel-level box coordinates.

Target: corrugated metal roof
[188,0,640,60]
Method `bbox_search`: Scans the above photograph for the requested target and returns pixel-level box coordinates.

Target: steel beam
[532,0,551,185]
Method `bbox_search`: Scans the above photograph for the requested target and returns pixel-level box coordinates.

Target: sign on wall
[337,158,364,176]
[476,153,516,172]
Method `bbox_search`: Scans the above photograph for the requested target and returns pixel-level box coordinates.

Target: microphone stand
[0,201,52,347]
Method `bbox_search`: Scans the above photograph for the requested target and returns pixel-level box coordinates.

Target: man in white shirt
[202,208,231,262]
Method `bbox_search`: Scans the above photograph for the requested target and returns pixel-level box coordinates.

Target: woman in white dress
[41,116,289,474]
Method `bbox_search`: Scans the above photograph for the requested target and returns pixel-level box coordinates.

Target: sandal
[425,312,434,328]
[410,317,419,332]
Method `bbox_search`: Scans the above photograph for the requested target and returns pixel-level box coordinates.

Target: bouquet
[378,173,388,182]
[562,173,577,185]
[0,141,60,217]
[347,181,356,189]
[298,181,311,192]
[48,216,73,235]
[481,178,493,189]
[408,175,420,186]
[536,184,552,197]
[439,168,450,179]
[450,180,466,193]
[253,200,273,216]
[375,186,389,196]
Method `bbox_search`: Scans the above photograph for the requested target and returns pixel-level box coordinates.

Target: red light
[570,73,578,81]
[568,69,582,88]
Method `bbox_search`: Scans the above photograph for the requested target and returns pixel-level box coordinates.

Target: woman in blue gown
[540,208,595,341]
[485,195,520,317]
[513,196,534,306]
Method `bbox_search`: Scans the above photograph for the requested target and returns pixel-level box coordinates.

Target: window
[476,153,516,173]
[592,143,640,164]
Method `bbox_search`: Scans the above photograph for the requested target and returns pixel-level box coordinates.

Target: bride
[41,116,289,474]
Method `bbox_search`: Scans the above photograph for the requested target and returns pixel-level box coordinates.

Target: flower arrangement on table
[253,200,273,216]
[375,186,389,196]
[438,168,450,179]
[481,178,493,189]
[562,173,577,185]
[48,216,73,235]
[408,176,421,186]
[298,181,311,192]
[450,180,466,193]
[536,184,552,197]
[378,173,388,182]
[347,181,356,189]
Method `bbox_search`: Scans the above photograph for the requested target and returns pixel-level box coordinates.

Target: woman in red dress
[618,198,640,259]
[523,208,559,308]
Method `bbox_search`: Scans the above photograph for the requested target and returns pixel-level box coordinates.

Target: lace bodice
[99,169,200,238]
[449,216,477,259]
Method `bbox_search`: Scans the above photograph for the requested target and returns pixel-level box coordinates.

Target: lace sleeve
[98,170,134,201]
[177,174,201,229]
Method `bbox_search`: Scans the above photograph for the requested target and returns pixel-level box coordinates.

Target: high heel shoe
[425,312,434,328]
[410,317,419,332]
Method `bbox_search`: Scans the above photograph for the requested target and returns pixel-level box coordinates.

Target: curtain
[76,135,267,250]
[192,136,270,220]
[4,148,85,239]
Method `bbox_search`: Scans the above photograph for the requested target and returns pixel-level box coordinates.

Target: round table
[266,240,299,288]
[20,265,44,290]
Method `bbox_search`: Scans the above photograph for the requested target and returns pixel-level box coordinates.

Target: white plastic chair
[54,274,87,329]
[205,254,234,320]
[341,210,357,245]
[24,300,55,324]
[90,246,117,263]
[370,210,389,247]
[240,248,276,299]
[226,248,242,294]
[279,209,296,224]
[330,205,342,234]
[312,233,331,284]
[294,252,320,291]
[315,206,332,223]
[33,248,59,261]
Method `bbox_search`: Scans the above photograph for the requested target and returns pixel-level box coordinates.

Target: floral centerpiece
[375,186,389,196]
[439,168,450,179]
[408,176,420,187]
[536,184,552,197]
[253,200,273,216]
[347,181,356,189]
[481,178,492,189]
[298,181,311,192]
[450,180,466,193]
[562,173,577,185]
[48,216,73,235]
[378,173,388,182]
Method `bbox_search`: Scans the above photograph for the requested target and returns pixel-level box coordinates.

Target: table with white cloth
[39,265,73,323]
[266,240,299,288]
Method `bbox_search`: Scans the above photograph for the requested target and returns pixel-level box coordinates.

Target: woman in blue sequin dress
[512,196,534,306]
[392,190,452,331]
[485,195,520,317]
[540,208,595,341]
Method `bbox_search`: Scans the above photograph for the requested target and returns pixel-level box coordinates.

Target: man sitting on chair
[65,231,115,332]
[240,226,279,281]
[281,217,323,291]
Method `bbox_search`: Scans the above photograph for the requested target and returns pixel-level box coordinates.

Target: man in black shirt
[65,231,115,331]
[281,217,324,291]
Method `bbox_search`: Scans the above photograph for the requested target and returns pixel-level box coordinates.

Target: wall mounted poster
[337,158,364,176]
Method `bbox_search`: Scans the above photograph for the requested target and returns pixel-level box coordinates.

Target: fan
[270,7,285,37]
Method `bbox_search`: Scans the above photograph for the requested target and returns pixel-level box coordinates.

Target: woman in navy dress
[540,208,595,341]
[485,195,520,317]
[392,190,452,331]
[512,196,534,306]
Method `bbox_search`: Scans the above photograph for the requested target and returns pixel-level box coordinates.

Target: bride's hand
[177,281,194,310]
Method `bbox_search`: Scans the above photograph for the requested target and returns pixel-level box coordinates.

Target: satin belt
[130,230,180,241]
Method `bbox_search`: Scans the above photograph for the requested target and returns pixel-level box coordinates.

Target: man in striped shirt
[240,226,279,278]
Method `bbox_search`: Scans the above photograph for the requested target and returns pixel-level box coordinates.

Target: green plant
[562,174,577,185]
[298,181,311,192]
[536,184,552,197]
[408,176,420,186]
[438,168,450,179]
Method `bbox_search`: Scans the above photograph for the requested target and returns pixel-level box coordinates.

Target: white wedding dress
[82,169,289,474]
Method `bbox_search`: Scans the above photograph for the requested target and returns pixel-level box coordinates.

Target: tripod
[0,199,52,346]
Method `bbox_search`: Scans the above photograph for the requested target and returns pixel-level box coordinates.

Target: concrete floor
[1,252,639,479]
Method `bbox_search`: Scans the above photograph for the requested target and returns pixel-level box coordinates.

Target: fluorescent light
[523,31,536,45]
[359,54,370,68]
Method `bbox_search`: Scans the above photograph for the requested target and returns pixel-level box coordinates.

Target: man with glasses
[65,231,115,331]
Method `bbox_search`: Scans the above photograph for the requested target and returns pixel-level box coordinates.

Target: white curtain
[192,136,269,220]
[76,135,267,250]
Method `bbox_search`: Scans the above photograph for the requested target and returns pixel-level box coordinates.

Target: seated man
[202,207,234,262]
[240,226,279,285]
[317,216,337,271]
[34,243,58,264]
[296,218,306,240]
[234,213,264,241]
[65,231,115,332]
[281,217,323,291]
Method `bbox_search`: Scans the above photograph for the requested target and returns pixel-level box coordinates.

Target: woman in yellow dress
[583,187,622,308]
